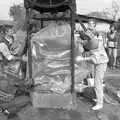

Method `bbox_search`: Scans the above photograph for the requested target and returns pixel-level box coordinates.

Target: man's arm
[0,42,14,61]
[80,40,88,46]
[0,42,24,61]
[75,55,97,64]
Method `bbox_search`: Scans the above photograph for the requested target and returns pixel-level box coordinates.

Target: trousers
[94,63,107,105]
[108,47,117,67]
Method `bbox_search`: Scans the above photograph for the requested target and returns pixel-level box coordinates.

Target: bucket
[87,78,94,87]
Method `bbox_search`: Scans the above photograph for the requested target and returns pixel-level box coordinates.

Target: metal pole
[70,11,75,93]
[41,20,44,28]
[70,0,76,94]
[69,0,77,109]
[26,8,34,86]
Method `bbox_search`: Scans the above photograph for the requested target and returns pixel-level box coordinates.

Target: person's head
[6,29,14,36]
[109,24,115,32]
[88,19,96,30]
[114,21,120,32]
[5,29,14,44]
[0,25,6,35]
[5,35,14,45]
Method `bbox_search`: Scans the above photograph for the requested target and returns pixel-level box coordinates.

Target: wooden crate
[31,92,76,110]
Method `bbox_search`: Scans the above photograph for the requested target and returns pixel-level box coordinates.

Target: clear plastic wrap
[31,22,89,94]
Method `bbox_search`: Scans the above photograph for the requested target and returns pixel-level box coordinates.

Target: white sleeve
[0,43,13,60]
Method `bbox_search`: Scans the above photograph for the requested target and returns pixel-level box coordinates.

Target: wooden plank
[32,92,75,110]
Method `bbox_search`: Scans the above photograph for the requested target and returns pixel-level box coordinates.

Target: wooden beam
[77,14,115,24]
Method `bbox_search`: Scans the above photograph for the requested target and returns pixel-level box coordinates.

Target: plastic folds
[31,22,89,94]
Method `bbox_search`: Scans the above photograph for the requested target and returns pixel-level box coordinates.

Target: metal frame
[24,0,115,108]
[26,8,33,85]
[24,0,77,104]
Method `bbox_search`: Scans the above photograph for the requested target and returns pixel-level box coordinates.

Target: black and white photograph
[0,0,120,120]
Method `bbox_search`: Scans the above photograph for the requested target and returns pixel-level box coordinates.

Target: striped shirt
[0,42,13,61]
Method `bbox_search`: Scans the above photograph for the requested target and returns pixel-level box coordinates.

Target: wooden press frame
[24,0,77,102]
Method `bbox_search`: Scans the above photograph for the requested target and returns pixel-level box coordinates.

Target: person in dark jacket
[107,24,117,69]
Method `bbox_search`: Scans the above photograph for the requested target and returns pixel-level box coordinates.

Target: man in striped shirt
[0,31,26,75]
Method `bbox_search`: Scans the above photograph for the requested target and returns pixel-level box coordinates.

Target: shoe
[4,109,10,115]
[93,99,97,102]
[112,66,116,70]
[92,104,103,110]
[102,83,105,87]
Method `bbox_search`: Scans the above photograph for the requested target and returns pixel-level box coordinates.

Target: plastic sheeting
[31,22,89,94]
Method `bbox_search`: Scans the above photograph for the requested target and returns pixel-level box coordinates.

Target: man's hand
[22,55,28,61]
[75,55,97,64]
[75,56,85,62]
[12,56,22,61]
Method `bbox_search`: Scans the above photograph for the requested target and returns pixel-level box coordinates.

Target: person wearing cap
[0,29,26,68]
[77,19,109,110]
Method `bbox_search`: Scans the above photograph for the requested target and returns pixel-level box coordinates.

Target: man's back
[90,37,109,64]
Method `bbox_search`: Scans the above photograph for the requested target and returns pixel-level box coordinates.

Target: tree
[103,0,120,20]
[9,4,25,21]
[88,11,110,20]
[9,3,68,32]
[9,4,42,32]
[9,4,26,31]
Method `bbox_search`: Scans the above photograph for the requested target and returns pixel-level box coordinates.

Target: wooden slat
[32,92,74,109]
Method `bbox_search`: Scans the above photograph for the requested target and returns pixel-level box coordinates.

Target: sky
[0,0,113,20]
[0,0,23,20]
[76,0,113,14]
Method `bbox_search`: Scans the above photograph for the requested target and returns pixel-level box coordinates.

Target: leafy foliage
[103,0,120,20]
[9,4,25,21]
[9,4,26,31]
[9,4,42,32]
[88,11,110,20]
